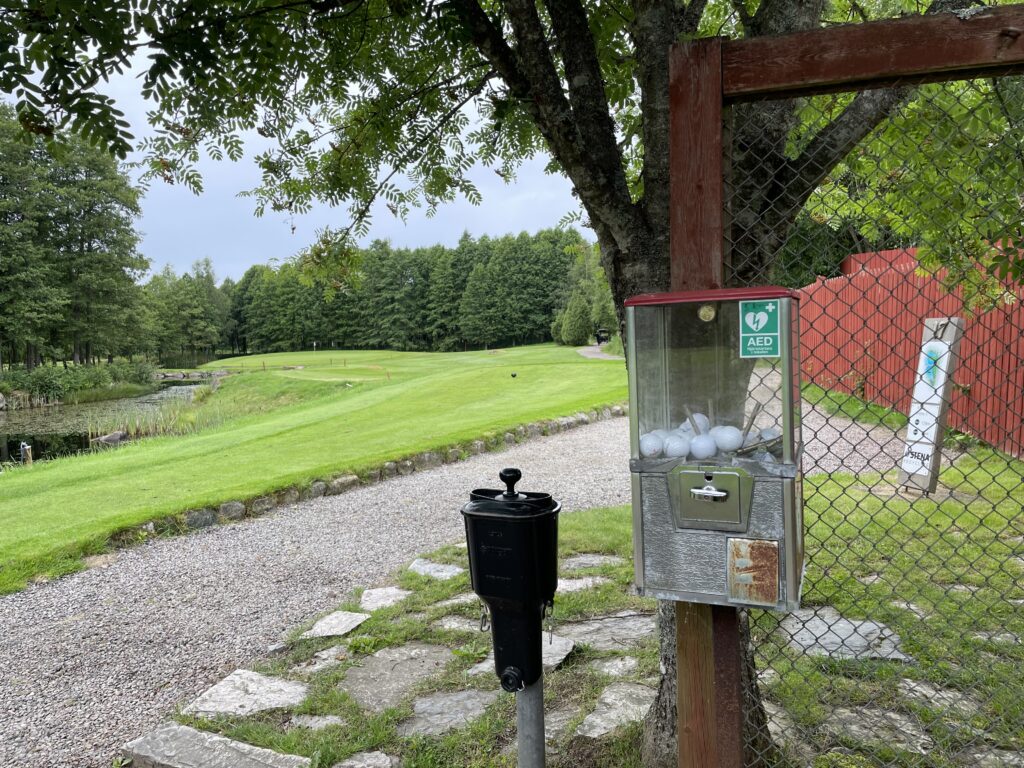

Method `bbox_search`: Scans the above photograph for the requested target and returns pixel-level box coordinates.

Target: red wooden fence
[799,249,1024,458]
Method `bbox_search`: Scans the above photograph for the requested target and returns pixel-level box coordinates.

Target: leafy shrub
[550,312,565,344]
[107,360,155,385]
[65,365,113,392]
[0,360,155,401]
[0,368,30,396]
[560,292,593,346]
[28,366,66,401]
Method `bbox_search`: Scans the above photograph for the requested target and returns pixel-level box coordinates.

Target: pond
[0,384,199,463]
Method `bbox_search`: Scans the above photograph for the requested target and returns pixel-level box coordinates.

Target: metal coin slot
[668,465,752,532]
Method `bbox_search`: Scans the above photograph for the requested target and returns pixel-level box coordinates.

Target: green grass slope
[0,345,626,593]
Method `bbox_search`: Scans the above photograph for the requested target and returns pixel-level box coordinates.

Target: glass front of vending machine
[626,288,803,610]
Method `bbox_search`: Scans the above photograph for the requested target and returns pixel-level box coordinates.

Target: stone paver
[435,592,479,608]
[575,683,656,738]
[396,689,499,736]
[589,656,638,677]
[469,634,576,676]
[123,722,310,768]
[898,679,981,716]
[780,606,909,661]
[292,645,347,676]
[821,707,933,754]
[183,670,307,717]
[969,749,1024,767]
[341,643,452,712]
[972,631,1021,645]
[434,615,481,633]
[562,554,625,572]
[557,577,611,593]
[891,600,929,618]
[559,611,656,651]
[503,706,579,758]
[950,584,981,594]
[409,558,464,580]
[289,714,345,730]
[763,702,813,764]
[301,610,370,640]
[359,587,411,611]
[332,752,400,768]
[541,707,578,753]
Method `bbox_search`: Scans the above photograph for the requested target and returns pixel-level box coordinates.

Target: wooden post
[664,8,1024,768]
[669,38,724,292]
[669,37,744,768]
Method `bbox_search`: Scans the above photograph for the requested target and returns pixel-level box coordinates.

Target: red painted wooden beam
[723,4,1024,102]
[669,38,725,292]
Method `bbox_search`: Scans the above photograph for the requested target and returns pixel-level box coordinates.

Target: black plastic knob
[500,666,525,692]
[499,467,522,498]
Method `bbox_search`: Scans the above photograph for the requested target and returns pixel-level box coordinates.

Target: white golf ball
[690,434,717,459]
[663,434,691,458]
[639,433,664,458]
[690,413,711,434]
[760,426,782,441]
[714,426,744,452]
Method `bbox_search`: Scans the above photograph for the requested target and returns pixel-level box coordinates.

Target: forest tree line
[155,229,616,366]
[225,229,616,358]
[1,104,615,369]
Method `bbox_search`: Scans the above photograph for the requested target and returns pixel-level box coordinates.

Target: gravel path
[575,344,623,361]
[0,400,920,768]
[0,419,631,768]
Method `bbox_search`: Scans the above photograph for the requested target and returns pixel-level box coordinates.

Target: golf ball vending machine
[626,288,804,611]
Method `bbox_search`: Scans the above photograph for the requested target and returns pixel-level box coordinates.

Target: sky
[104,72,581,283]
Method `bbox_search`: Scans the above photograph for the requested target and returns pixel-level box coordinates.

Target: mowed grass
[0,345,626,593]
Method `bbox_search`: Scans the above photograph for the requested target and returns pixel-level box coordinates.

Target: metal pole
[516,676,545,768]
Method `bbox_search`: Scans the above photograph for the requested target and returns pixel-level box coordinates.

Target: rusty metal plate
[727,538,779,607]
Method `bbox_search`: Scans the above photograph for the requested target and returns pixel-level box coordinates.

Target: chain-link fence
[726,73,1024,766]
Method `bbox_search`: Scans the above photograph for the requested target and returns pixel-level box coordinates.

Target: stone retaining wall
[108,404,628,549]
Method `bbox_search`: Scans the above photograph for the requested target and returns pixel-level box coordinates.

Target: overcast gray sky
[105,73,581,283]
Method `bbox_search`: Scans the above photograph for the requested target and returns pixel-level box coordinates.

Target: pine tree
[559,290,592,346]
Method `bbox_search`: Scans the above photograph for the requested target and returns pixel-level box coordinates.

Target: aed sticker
[739,299,781,358]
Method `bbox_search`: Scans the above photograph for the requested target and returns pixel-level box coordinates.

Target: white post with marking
[898,317,965,493]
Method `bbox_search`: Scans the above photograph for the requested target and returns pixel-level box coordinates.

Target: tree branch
[543,0,632,212]
[775,0,976,220]
[632,0,675,256]
[775,85,912,221]
[446,0,534,97]
[451,0,639,243]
